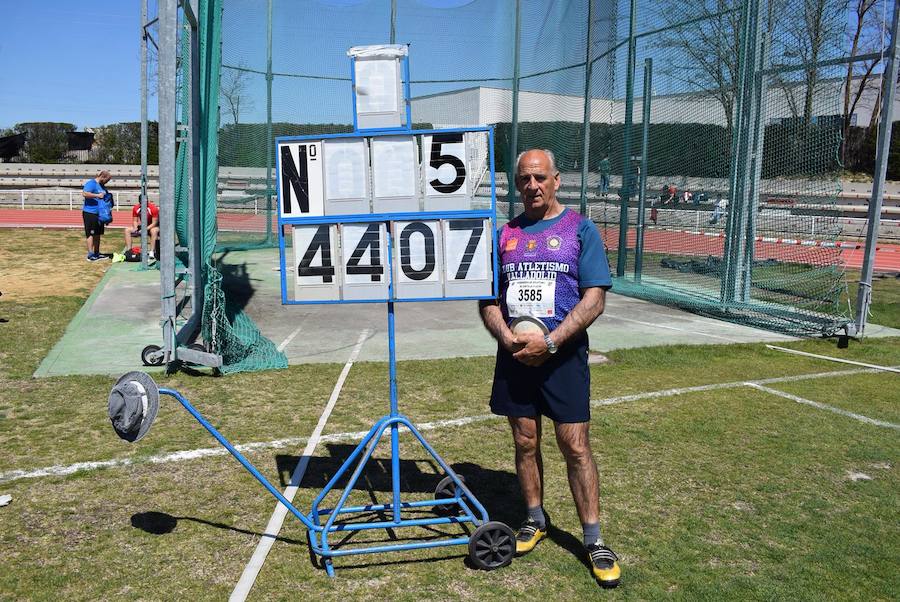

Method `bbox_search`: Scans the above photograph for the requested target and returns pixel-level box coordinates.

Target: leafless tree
[220,65,254,126]
[771,0,848,127]
[656,0,744,138]
[841,0,885,161]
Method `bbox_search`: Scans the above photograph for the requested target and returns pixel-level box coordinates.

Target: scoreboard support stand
[109,297,515,576]
[306,300,514,576]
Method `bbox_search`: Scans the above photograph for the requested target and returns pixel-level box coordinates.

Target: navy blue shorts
[82,210,104,237]
[489,335,591,423]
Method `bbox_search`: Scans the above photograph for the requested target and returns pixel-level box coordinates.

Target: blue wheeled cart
[108,45,515,577]
[108,365,514,576]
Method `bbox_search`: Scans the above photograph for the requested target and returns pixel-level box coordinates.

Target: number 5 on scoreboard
[423,133,471,212]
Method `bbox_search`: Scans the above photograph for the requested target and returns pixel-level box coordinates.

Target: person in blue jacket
[82,170,113,261]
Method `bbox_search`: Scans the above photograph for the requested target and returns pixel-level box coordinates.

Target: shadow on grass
[272,446,525,572]
[277,445,521,521]
[130,510,304,544]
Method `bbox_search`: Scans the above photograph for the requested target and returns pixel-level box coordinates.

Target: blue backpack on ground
[97,192,114,225]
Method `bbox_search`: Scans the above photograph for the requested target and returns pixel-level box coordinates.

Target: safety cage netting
[176,0,859,373]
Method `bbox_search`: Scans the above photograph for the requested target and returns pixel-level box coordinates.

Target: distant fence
[2,163,899,239]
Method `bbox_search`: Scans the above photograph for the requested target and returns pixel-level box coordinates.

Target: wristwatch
[543,334,558,354]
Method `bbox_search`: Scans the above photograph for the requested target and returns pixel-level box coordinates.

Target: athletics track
[2,208,899,272]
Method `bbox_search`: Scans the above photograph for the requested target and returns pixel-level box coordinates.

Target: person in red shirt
[124,199,160,260]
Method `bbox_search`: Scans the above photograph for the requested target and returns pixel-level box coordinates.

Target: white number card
[372,136,418,213]
[278,142,324,218]
[292,224,339,300]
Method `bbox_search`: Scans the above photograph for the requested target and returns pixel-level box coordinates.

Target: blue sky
[0,1,150,129]
[0,0,592,129]
[0,0,877,130]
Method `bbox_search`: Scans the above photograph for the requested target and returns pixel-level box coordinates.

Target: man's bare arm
[549,286,606,348]
[478,299,518,353]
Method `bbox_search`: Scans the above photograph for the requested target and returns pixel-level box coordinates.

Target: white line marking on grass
[766,345,900,374]
[589,367,896,407]
[0,412,497,486]
[277,324,305,352]
[745,382,900,430]
[611,315,741,342]
[230,328,369,602]
[4,366,897,487]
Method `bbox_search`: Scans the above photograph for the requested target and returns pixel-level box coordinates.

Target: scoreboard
[276,128,498,304]
[276,44,498,306]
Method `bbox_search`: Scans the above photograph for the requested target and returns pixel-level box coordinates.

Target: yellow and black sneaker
[587,542,620,588]
[514,516,548,555]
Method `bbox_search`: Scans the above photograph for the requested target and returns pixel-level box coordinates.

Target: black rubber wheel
[468,521,515,570]
[189,342,206,353]
[433,475,465,516]
[141,344,164,366]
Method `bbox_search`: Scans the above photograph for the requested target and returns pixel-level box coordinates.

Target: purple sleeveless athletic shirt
[498,209,583,332]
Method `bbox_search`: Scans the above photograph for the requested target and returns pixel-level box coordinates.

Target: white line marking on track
[277,324,305,352]
[611,315,742,342]
[745,382,900,430]
[230,328,369,602]
[3,366,897,486]
[766,345,900,374]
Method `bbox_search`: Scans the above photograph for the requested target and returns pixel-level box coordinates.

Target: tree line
[2,117,896,180]
[0,122,159,164]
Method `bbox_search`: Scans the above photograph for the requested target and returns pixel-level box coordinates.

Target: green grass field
[1,228,898,600]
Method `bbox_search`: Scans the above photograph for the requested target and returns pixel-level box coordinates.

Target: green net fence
[175,0,287,374]
[177,0,863,373]
[598,0,852,335]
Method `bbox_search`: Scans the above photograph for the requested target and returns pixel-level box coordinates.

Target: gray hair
[515,149,558,174]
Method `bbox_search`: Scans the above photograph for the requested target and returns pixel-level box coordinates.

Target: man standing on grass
[479,149,620,587]
[81,170,112,261]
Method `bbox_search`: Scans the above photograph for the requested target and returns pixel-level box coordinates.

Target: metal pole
[140,0,149,269]
[853,0,900,337]
[721,0,755,303]
[579,0,595,216]
[634,57,652,283]
[390,0,397,44]
[265,0,274,243]
[616,0,637,276]
[387,301,401,521]
[742,30,769,300]
[158,0,177,364]
[508,0,522,221]
[188,1,203,327]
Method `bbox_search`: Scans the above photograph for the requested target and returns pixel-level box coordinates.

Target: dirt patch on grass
[0,228,112,301]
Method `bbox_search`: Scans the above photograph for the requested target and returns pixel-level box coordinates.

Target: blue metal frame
[158,388,486,578]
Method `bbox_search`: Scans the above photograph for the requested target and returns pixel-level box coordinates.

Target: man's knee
[509,418,540,455]
[555,423,593,464]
